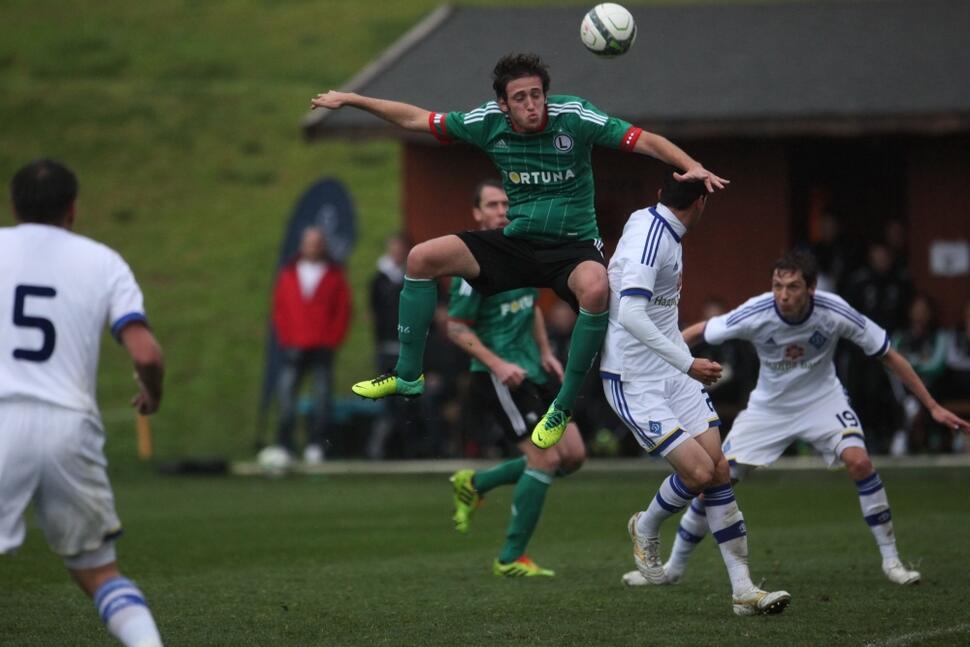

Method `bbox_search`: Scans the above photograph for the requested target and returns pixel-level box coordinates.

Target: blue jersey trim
[110,312,148,342]
[815,295,866,328]
[648,208,682,243]
[600,370,621,381]
[867,332,891,358]
[620,288,653,300]
[640,217,663,265]
[773,296,814,326]
[726,296,774,326]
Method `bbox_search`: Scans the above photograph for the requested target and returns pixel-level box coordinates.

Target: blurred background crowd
[265,217,970,463]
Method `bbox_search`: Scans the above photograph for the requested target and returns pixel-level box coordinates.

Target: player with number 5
[0,160,165,646]
[666,249,970,587]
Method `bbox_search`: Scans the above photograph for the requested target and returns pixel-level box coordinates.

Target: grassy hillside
[0,0,778,461]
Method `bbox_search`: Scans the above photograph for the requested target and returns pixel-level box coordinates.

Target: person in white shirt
[601,172,790,616]
[0,159,165,647]
[666,249,970,587]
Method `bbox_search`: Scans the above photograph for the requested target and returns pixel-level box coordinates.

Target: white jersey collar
[651,203,688,240]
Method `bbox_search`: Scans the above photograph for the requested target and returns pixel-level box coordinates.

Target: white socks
[855,472,899,563]
[704,483,755,597]
[94,577,162,647]
[637,473,696,538]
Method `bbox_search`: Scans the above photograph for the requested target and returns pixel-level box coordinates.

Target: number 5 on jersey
[12,284,57,362]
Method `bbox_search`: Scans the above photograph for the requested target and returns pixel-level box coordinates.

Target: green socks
[471,456,526,494]
[498,468,553,564]
[393,277,437,381]
[555,308,608,411]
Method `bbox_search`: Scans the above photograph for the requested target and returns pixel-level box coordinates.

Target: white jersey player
[601,173,790,617]
[667,249,970,587]
[0,160,165,647]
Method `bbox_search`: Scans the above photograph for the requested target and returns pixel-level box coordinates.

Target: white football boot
[732,588,792,616]
[883,559,921,585]
[627,513,666,584]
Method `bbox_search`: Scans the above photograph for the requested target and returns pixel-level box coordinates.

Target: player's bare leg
[353,234,480,399]
[842,446,920,585]
[626,438,714,584]
[532,261,608,448]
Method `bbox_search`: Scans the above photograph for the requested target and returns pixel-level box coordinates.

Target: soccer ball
[257,445,292,477]
[580,3,637,58]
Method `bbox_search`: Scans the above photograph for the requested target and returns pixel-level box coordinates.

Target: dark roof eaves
[302,4,455,136]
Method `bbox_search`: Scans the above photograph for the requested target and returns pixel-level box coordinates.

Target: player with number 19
[668,249,970,587]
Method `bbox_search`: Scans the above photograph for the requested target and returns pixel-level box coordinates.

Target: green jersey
[447,278,546,384]
[430,95,641,242]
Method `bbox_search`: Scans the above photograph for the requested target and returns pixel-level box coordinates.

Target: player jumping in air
[447,180,586,577]
[658,249,970,586]
[600,173,790,616]
[310,53,728,448]
[0,160,165,646]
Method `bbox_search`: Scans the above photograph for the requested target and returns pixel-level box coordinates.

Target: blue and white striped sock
[637,473,696,538]
[855,472,899,562]
[94,577,162,647]
[704,483,755,596]
[666,499,709,578]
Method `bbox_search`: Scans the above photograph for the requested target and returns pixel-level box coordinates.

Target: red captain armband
[619,126,643,151]
[428,112,452,143]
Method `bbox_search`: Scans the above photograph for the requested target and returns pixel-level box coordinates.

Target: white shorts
[722,391,866,469]
[0,401,121,558]
[602,371,721,457]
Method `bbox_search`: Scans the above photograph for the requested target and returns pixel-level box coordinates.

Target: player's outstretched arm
[446,318,526,388]
[532,308,565,382]
[310,91,432,132]
[120,323,164,415]
[882,349,970,433]
[681,320,708,348]
[633,132,729,193]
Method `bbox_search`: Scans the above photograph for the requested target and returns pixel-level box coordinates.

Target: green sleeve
[447,277,482,323]
[560,96,640,149]
[433,101,500,148]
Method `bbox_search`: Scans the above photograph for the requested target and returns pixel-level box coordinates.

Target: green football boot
[351,371,424,400]
[530,402,572,449]
[492,556,555,578]
[449,469,481,534]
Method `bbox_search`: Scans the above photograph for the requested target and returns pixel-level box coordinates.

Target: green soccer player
[446,179,586,577]
[311,53,728,448]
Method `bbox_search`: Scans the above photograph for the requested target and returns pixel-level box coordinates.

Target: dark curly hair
[492,53,550,100]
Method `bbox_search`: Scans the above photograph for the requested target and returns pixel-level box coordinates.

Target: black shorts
[456,229,605,312]
[468,372,555,444]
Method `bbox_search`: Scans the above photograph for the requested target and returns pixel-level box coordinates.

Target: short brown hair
[773,249,818,288]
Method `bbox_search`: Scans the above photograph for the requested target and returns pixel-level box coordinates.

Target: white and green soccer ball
[580,3,637,58]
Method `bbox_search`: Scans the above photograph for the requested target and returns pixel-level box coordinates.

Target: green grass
[3,467,969,645]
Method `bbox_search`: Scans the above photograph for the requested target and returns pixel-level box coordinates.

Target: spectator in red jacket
[272,226,351,463]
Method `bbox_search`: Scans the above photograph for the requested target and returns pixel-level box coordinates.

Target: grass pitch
[3,466,969,646]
